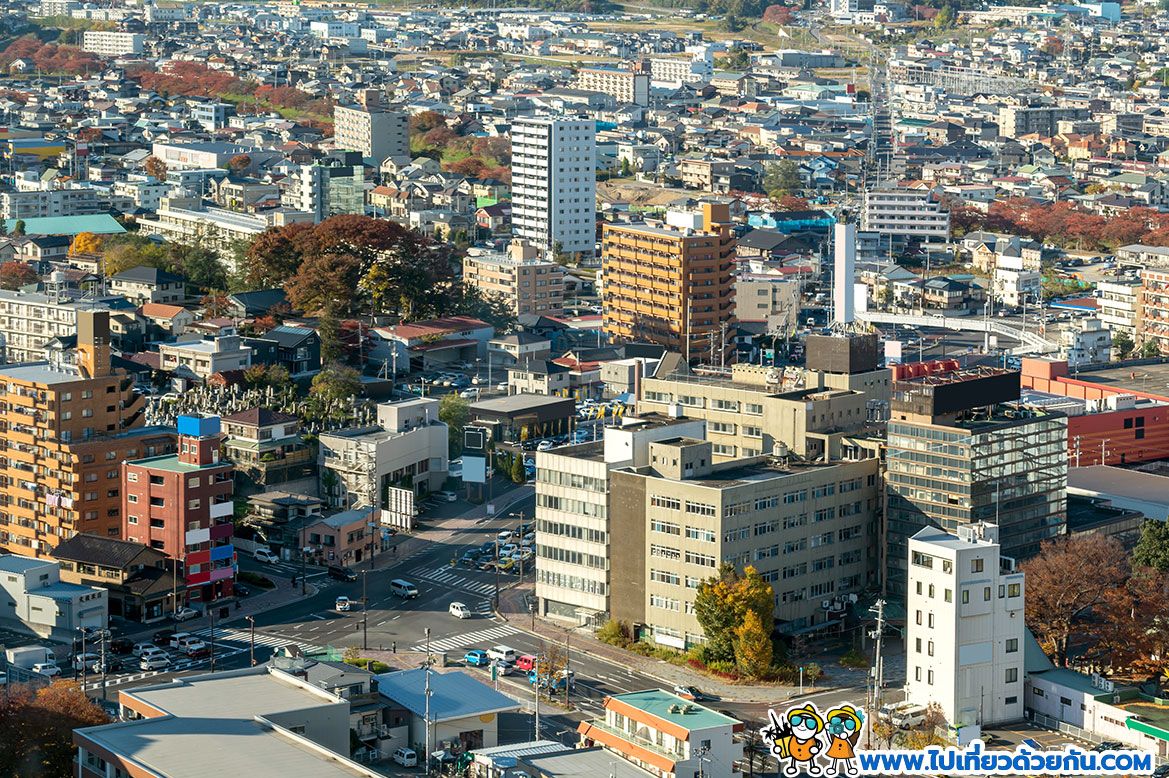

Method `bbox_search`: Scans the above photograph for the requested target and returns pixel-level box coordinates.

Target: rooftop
[128,454,229,473]
[470,393,574,414]
[0,553,50,574]
[0,361,91,386]
[373,668,520,722]
[609,689,738,731]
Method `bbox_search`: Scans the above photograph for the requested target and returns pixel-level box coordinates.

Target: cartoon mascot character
[823,705,864,776]
[761,702,826,777]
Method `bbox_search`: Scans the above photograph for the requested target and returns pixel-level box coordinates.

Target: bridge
[856,311,1060,355]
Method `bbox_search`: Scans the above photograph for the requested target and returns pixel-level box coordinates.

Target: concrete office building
[82,30,144,56]
[610,439,881,644]
[511,116,596,262]
[535,415,706,626]
[318,398,449,510]
[576,68,650,106]
[0,553,107,639]
[122,415,236,605]
[281,151,366,223]
[637,335,891,462]
[463,239,565,317]
[885,363,1067,595]
[1097,278,1140,335]
[861,187,951,244]
[602,204,736,362]
[334,104,409,167]
[905,523,1025,732]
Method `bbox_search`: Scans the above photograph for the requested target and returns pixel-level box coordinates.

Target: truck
[5,645,53,669]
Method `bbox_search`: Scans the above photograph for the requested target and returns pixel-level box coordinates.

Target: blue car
[464,650,490,667]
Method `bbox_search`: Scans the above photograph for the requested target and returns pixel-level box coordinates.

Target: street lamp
[300,545,311,595]
[245,615,256,666]
[368,519,378,570]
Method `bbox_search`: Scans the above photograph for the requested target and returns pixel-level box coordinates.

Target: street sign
[487,503,495,517]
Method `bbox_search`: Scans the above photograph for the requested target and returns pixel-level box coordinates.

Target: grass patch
[238,570,276,589]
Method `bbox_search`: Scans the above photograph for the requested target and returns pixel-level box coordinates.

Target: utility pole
[301,545,308,596]
[866,599,887,748]
[246,615,256,666]
[1101,438,1110,465]
[564,630,571,709]
[98,629,107,704]
[362,570,368,651]
[424,627,433,777]
[533,656,540,741]
[1073,435,1081,468]
[209,606,216,672]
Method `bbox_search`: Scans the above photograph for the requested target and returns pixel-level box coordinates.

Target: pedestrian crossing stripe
[410,624,519,653]
[189,627,323,653]
[408,565,501,596]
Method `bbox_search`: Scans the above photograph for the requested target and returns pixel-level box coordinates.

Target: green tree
[1113,330,1134,359]
[1142,340,1160,359]
[933,4,955,28]
[1134,519,1169,573]
[694,564,775,664]
[619,158,632,177]
[511,452,526,483]
[317,308,342,364]
[734,608,773,678]
[12,219,25,236]
[763,161,801,198]
[439,393,471,458]
[173,244,227,290]
[309,364,361,407]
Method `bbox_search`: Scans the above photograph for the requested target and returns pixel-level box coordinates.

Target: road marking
[410,624,521,653]
[310,614,326,620]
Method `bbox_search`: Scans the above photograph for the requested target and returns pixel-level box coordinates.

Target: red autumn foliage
[762,4,795,24]
[0,36,101,75]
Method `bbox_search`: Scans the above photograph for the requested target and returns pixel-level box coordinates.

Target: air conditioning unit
[821,599,832,610]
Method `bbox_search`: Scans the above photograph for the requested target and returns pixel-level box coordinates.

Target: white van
[390,579,419,599]
[392,747,418,767]
[891,705,928,728]
[878,701,915,721]
[254,548,279,564]
[448,602,471,619]
[486,645,517,664]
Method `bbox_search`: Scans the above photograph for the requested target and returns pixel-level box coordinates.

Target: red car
[186,644,211,659]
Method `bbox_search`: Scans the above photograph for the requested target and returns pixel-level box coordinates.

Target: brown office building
[0,310,158,558]
[602,202,736,362]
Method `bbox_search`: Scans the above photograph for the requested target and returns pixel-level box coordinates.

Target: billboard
[383,489,416,530]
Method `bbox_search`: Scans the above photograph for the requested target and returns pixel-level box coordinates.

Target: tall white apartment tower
[905,523,1025,735]
[511,117,596,263]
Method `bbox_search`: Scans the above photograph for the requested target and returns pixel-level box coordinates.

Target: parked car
[335,596,352,612]
[464,650,490,667]
[152,629,176,646]
[132,642,157,657]
[181,640,208,657]
[171,607,199,622]
[167,633,194,649]
[448,602,471,619]
[233,584,251,598]
[392,748,418,767]
[140,654,171,671]
[254,548,279,564]
[1093,741,1124,752]
[479,541,496,556]
[537,440,554,451]
[32,662,60,677]
[436,491,458,502]
[109,638,133,655]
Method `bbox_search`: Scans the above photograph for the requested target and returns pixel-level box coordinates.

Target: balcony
[580,719,686,763]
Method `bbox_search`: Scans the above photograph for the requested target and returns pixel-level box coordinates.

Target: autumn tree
[243,222,315,289]
[776,195,810,212]
[144,155,167,181]
[762,3,795,23]
[735,608,774,678]
[243,364,292,394]
[69,231,103,255]
[309,364,361,407]
[408,110,446,135]
[901,703,948,749]
[0,261,37,290]
[227,154,252,174]
[694,564,775,664]
[1021,534,1129,666]
[1095,568,1169,675]
[0,679,111,777]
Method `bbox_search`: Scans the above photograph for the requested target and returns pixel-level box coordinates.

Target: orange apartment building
[0,310,166,558]
[602,202,736,362]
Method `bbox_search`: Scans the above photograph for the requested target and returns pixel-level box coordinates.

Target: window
[1005,638,1018,653]
[971,558,984,573]
[686,526,715,543]
[915,638,921,653]
[1060,697,1072,706]
[1005,668,1018,683]
[928,670,934,685]
[150,497,164,507]
[928,584,934,598]
[745,403,763,415]
[915,610,922,625]
[961,589,969,604]
[1008,583,1021,597]
[651,495,680,510]
[650,569,680,585]
[928,613,934,628]
[984,587,991,601]
[944,588,953,603]
[1006,696,1018,705]
[651,519,680,535]
[650,544,680,560]
[650,594,680,611]
[915,667,921,681]
[685,551,716,567]
[127,494,137,504]
[928,641,934,657]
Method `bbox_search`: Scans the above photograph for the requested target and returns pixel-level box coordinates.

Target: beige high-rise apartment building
[463,240,565,317]
[576,68,649,106]
[334,104,409,166]
[609,438,881,646]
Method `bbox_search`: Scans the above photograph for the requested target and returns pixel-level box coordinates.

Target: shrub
[369,661,389,673]
[840,647,869,669]
[596,619,630,648]
[626,641,653,656]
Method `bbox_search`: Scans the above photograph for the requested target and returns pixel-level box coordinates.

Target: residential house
[222,407,315,494]
[51,534,184,623]
[109,266,187,305]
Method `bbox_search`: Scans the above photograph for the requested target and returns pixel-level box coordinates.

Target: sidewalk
[496,583,882,704]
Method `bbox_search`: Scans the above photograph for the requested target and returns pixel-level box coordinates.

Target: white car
[448,601,471,619]
[500,543,518,557]
[132,642,157,657]
[254,548,279,564]
[171,607,199,622]
[335,596,352,612]
[496,530,512,543]
[168,632,194,649]
[536,440,554,451]
[392,748,418,767]
[71,653,100,672]
[140,654,171,671]
[436,491,458,502]
[32,662,60,677]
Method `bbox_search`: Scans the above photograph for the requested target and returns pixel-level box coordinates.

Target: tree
[1113,330,1134,359]
[1134,519,1169,573]
[69,231,103,255]
[734,608,773,678]
[309,364,361,407]
[175,245,226,290]
[763,161,801,198]
[143,155,167,181]
[694,564,775,664]
[317,308,342,364]
[901,703,947,749]
[0,261,37,290]
[1021,534,1129,666]
[12,219,25,236]
[227,154,251,174]
[1142,340,1160,359]
[439,393,471,459]
[511,452,526,483]
[933,4,955,28]
[243,364,292,394]
[0,679,111,777]
[762,3,795,24]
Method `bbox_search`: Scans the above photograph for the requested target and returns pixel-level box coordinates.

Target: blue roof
[36,582,100,601]
[6,214,126,237]
[0,554,50,574]
[374,668,520,721]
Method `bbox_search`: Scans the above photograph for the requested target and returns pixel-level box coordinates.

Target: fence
[1029,710,1168,766]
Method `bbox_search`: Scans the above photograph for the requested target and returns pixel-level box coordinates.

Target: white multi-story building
[0,554,107,640]
[992,266,1041,308]
[137,199,313,267]
[650,50,713,88]
[1060,317,1112,366]
[82,30,145,57]
[0,290,124,364]
[511,116,596,263]
[1097,278,1139,334]
[0,185,100,219]
[333,104,409,167]
[576,68,649,106]
[861,187,951,243]
[905,523,1025,734]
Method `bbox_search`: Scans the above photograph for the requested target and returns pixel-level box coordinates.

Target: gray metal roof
[374,668,520,722]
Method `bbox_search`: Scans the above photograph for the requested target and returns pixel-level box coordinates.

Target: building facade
[333,104,409,166]
[905,523,1025,731]
[576,68,650,106]
[0,553,107,639]
[281,151,366,223]
[609,439,881,644]
[82,30,144,56]
[511,116,596,262]
[122,415,237,604]
[602,204,736,361]
[463,240,565,317]
[861,187,951,243]
[1097,278,1140,335]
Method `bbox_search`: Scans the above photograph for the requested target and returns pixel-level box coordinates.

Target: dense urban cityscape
[3,0,1169,775]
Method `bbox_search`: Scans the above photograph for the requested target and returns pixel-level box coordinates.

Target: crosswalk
[410,624,520,654]
[188,626,324,654]
[408,564,499,597]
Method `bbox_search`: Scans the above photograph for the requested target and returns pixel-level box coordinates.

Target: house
[373,667,521,754]
[227,289,289,318]
[242,491,326,560]
[109,265,187,305]
[50,534,184,623]
[0,554,108,640]
[158,323,252,381]
[507,359,571,396]
[139,303,197,338]
[299,507,390,569]
[488,332,552,368]
[222,407,315,494]
[373,315,493,372]
[246,325,322,376]
[578,690,743,778]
